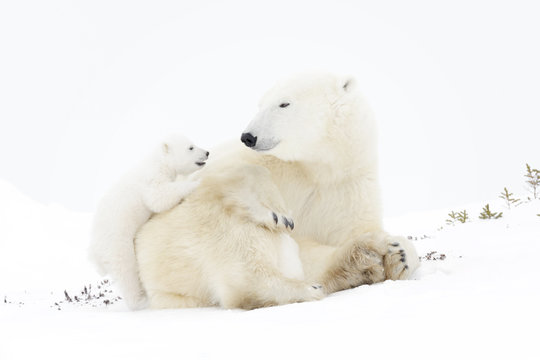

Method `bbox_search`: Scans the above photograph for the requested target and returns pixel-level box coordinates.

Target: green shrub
[447,210,469,224]
[525,163,540,200]
[499,187,520,209]
[479,204,502,220]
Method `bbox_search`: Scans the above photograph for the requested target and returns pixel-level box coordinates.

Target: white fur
[88,134,208,310]
[277,234,305,281]
[135,73,420,310]
[136,162,324,309]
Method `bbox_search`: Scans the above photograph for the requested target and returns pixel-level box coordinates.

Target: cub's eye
[279,102,290,108]
[189,146,194,151]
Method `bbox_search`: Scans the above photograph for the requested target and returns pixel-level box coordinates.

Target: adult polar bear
[135,73,419,309]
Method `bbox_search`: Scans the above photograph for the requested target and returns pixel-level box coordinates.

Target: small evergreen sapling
[525,163,540,200]
[479,204,503,220]
[446,211,458,225]
[447,210,469,224]
[499,187,520,209]
[456,210,469,223]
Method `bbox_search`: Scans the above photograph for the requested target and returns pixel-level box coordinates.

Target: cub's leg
[113,258,148,310]
[142,176,200,213]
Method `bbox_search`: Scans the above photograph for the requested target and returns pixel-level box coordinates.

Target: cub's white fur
[89,134,208,310]
[135,73,420,310]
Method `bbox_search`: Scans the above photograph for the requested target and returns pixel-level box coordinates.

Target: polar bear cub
[89,134,209,310]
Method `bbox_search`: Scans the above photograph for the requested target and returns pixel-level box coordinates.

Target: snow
[1,179,539,360]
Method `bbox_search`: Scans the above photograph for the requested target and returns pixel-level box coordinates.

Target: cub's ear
[342,76,356,93]
[162,142,169,154]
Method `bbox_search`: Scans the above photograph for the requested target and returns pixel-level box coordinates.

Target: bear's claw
[384,238,412,280]
[282,216,294,230]
[257,211,294,232]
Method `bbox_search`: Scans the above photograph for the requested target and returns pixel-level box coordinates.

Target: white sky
[1,0,539,216]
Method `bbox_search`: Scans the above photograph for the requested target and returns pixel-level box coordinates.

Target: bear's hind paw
[384,239,412,280]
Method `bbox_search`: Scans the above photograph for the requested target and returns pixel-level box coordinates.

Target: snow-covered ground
[1,179,539,360]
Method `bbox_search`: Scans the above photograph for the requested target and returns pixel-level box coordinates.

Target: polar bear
[136,161,325,309]
[135,72,420,309]
[89,134,209,310]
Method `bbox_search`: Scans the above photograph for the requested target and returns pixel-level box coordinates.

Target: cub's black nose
[241,132,257,148]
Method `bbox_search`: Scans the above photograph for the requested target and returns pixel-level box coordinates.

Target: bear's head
[241,73,376,168]
[161,134,209,175]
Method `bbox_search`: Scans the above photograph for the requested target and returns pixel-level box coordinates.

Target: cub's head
[241,73,370,164]
[161,134,209,175]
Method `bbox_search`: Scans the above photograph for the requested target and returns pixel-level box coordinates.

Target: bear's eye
[189,146,194,151]
[279,102,290,108]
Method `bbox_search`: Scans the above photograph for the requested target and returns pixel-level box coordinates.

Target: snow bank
[1,180,539,360]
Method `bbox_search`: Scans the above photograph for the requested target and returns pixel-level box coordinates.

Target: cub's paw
[174,178,201,201]
[182,178,201,193]
[384,238,413,280]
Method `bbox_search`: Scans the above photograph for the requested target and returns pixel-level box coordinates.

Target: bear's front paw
[246,205,294,232]
[272,212,295,231]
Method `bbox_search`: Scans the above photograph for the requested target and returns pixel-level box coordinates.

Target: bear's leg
[232,187,294,232]
[295,232,419,293]
[147,290,205,309]
[220,264,325,310]
[296,236,386,294]
[321,240,386,293]
[223,164,294,232]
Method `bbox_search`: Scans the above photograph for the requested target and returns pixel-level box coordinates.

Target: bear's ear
[342,76,356,93]
[162,142,169,154]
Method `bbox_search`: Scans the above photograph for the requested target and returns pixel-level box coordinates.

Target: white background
[1,0,539,216]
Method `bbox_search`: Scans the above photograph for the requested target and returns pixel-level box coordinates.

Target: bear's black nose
[241,133,257,148]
